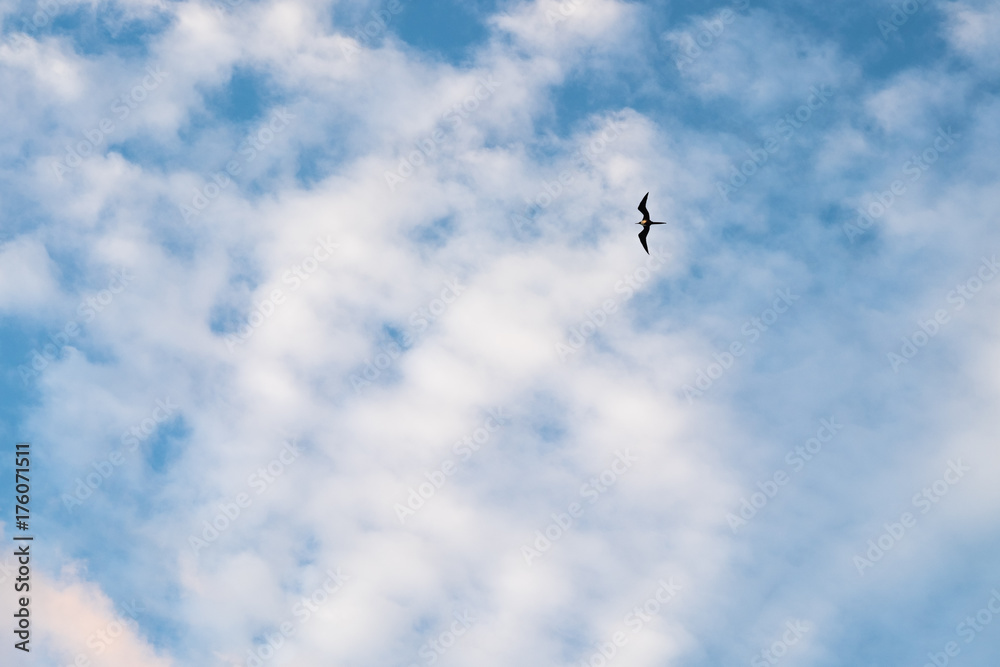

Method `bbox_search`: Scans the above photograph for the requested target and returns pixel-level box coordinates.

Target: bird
[635,193,667,254]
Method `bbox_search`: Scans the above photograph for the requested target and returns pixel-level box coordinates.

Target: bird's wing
[637,193,650,220]
[638,225,650,254]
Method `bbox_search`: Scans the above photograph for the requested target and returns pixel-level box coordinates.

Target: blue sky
[2,0,1000,665]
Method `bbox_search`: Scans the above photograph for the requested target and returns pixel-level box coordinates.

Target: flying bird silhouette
[636,192,666,254]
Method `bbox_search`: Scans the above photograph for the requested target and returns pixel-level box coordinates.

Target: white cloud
[0,555,173,667]
[942,0,1000,71]
[5,0,1000,665]
[0,236,61,315]
[665,8,851,112]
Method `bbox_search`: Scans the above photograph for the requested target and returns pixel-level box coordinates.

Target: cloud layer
[2,0,1000,665]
